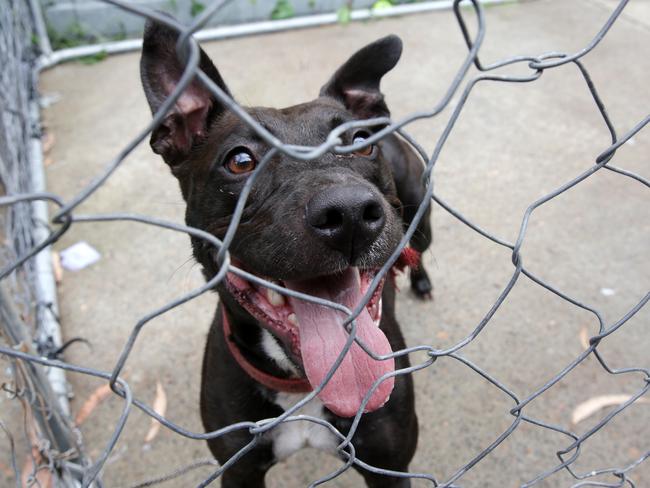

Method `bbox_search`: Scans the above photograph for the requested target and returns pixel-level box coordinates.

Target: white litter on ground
[600,287,616,297]
[59,241,101,271]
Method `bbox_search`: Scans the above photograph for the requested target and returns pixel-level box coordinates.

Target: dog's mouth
[224,262,397,417]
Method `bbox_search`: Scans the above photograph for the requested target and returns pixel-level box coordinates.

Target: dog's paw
[410,268,433,300]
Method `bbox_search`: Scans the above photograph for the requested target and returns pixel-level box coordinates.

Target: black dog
[140,20,432,488]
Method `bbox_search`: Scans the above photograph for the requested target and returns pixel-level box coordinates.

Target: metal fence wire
[1,1,89,487]
[1,0,649,487]
[0,0,39,330]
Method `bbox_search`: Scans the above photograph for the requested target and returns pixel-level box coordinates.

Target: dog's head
[141,22,407,416]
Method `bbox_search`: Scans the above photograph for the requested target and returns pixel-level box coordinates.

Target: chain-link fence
[1,0,39,331]
[1,0,648,487]
[0,1,93,486]
[0,0,40,481]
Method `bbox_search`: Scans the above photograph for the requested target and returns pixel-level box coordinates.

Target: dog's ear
[140,19,231,166]
[319,35,402,119]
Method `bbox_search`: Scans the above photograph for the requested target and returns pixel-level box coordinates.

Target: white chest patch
[259,330,339,460]
[260,329,300,376]
[269,393,339,461]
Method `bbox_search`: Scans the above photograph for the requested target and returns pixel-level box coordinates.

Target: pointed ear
[319,35,402,120]
[140,19,231,166]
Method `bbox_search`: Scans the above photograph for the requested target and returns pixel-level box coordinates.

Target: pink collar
[222,308,313,394]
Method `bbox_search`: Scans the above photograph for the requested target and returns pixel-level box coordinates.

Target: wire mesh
[0,0,39,329]
[1,0,648,487]
[0,2,90,487]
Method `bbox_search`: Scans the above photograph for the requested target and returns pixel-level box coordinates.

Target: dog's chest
[269,392,339,461]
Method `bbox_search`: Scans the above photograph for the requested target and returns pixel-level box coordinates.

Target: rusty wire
[0,0,649,487]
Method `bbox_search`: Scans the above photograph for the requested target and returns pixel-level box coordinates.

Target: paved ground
[13,0,649,486]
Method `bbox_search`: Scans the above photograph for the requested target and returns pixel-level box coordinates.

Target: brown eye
[225,148,256,174]
[352,132,374,157]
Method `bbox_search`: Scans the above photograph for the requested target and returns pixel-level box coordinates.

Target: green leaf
[78,50,108,65]
[337,5,351,24]
[190,0,206,17]
[48,21,98,50]
[372,0,393,11]
[271,0,294,20]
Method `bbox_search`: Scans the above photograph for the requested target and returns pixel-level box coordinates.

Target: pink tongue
[286,268,395,417]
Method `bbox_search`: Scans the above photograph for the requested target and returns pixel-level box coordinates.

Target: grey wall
[41,0,397,47]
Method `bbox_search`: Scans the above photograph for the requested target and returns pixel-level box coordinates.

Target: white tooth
[267,288,285,307]
[287,313,298,326]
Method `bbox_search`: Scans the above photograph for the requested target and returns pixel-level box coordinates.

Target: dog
[140,20,432,488]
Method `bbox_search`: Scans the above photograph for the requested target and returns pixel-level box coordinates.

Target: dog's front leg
[201,307,279,488]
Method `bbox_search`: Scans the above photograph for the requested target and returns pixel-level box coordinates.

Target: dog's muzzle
[223,248,420,417]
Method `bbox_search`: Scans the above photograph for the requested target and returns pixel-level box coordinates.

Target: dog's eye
[225,149,256,174]
[352,131,374,157]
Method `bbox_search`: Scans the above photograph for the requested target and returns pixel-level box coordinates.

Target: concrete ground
[16,0,649,486]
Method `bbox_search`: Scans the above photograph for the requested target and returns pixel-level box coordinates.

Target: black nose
[306,185,386,259]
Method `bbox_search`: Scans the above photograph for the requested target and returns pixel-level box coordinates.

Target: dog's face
[178,101,403,281]
[141,23,405,417]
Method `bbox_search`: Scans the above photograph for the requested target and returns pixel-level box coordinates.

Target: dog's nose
[306,185,386,259]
